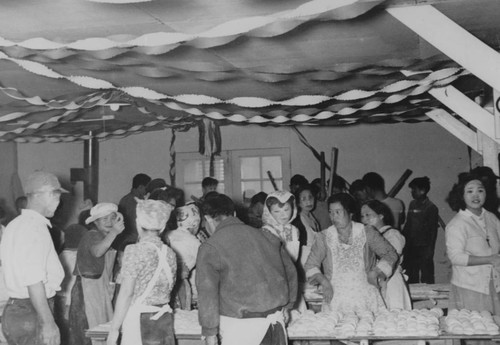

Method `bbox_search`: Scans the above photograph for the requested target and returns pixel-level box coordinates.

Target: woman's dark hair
[327,193,358,216]
[250,192,268,207]
[362,200,394,227]
[265,195,295,211]
[201,193,235,219]
[446,172,484,212]
[294,184,315,211]
[150,187,185,207]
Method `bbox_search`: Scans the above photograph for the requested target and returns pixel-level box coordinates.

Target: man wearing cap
[1,171,68,345]
[196,194,297,345]
[69,203,124,345]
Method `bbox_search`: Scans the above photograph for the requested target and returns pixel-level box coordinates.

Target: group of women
[70,169,500,345]
[264,170,500,325]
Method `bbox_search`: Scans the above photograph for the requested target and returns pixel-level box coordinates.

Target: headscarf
[262,190,298,242]
[176,203,201,235]
[135,198,174,234]
[168,204,201,270]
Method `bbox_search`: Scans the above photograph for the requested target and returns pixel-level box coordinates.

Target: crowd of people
[0,166,499,345]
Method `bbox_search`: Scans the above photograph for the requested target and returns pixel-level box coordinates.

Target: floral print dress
[326,224,385,313]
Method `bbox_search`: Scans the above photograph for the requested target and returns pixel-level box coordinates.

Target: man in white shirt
[1,171,67,345]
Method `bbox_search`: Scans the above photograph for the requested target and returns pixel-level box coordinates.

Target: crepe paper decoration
[169,129,176,187]
[0,50,468,109]
[0,0,383,52]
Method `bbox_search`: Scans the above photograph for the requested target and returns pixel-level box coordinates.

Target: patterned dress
[326,225,385,313]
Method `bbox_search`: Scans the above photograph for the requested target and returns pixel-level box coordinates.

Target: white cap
[85,203,118,224]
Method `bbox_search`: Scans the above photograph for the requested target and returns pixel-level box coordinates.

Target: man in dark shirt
[112,173,151,251]
[403,176,439,283]
[196,194,297,345]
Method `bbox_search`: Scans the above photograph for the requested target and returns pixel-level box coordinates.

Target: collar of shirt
[21,208,52,228]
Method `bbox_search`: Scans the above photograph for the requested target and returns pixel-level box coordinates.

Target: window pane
[184,160,203,183]
[241,181,261,198]
[203,159,225,182]
[262,156,282,179]
[241,157,260,179]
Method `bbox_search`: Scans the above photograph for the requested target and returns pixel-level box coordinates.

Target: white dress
[326,225,385,313]
[379,226,411,310]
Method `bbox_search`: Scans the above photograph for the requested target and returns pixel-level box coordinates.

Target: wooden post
[387,169,413,198]
[320,151,326,192]
[267,171,279,191]
[327,148,339,197]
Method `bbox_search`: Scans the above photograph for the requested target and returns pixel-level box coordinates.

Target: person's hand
[181,264,190,279]
[204,335,218,345]
[283,308,290,325]
[367,268,387,289]
[322,280,333,303]
[106,329,120,345]
[40,321,60,345]
[491,254,500,270]
[308,273,325,287]
[110,213,125,235]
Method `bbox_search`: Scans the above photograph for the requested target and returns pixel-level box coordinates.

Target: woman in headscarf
[107,199,176,345]
[261,191,300,262]
[166,202,202,310]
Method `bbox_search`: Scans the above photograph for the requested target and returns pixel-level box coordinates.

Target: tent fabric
[0,0,490,143]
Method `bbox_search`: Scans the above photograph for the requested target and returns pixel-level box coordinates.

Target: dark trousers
[139,311,175,345]
[260,323,287,345]
[404,245,435,284]
[2,297,55,345]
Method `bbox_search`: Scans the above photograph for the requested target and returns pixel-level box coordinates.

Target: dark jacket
[196,216,298,336]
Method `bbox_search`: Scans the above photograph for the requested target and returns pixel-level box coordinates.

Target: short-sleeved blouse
[121,236,177,305]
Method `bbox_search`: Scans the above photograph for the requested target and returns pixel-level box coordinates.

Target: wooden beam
[477,131,500,176]
[494,89,500,139]
[428,86,500,143]
[387,5,500,92]
[424,108,478,152]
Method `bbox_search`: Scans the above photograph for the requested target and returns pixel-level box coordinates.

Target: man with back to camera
[196,193,298,345]
[112,173,151,252]
[363,172,406,229]
[202,177,219,197]
[1,171,68,345]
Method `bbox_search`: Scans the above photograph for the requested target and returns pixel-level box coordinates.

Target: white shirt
[445,208,500,294]
[0,209,64,299]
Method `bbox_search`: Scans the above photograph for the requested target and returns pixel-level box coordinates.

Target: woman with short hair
[305,193,398,313]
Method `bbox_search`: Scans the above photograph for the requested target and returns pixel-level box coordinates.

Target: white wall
[16,121,475,283]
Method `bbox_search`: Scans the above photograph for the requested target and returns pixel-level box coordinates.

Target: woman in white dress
[305,193,398,314]
[361,199,411,310]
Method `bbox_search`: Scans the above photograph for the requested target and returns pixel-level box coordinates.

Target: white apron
[121,244,174,345]
[219,310,288,345]
[383,266,412,310]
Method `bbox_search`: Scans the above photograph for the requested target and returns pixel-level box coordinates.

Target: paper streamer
[0,0,383,52]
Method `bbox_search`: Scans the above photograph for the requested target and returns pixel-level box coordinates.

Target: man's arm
[28,282,60,345]
[195,243,221,338]
[280,243,298,309]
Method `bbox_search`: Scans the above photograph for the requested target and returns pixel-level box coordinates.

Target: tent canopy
[0,0,498,142]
